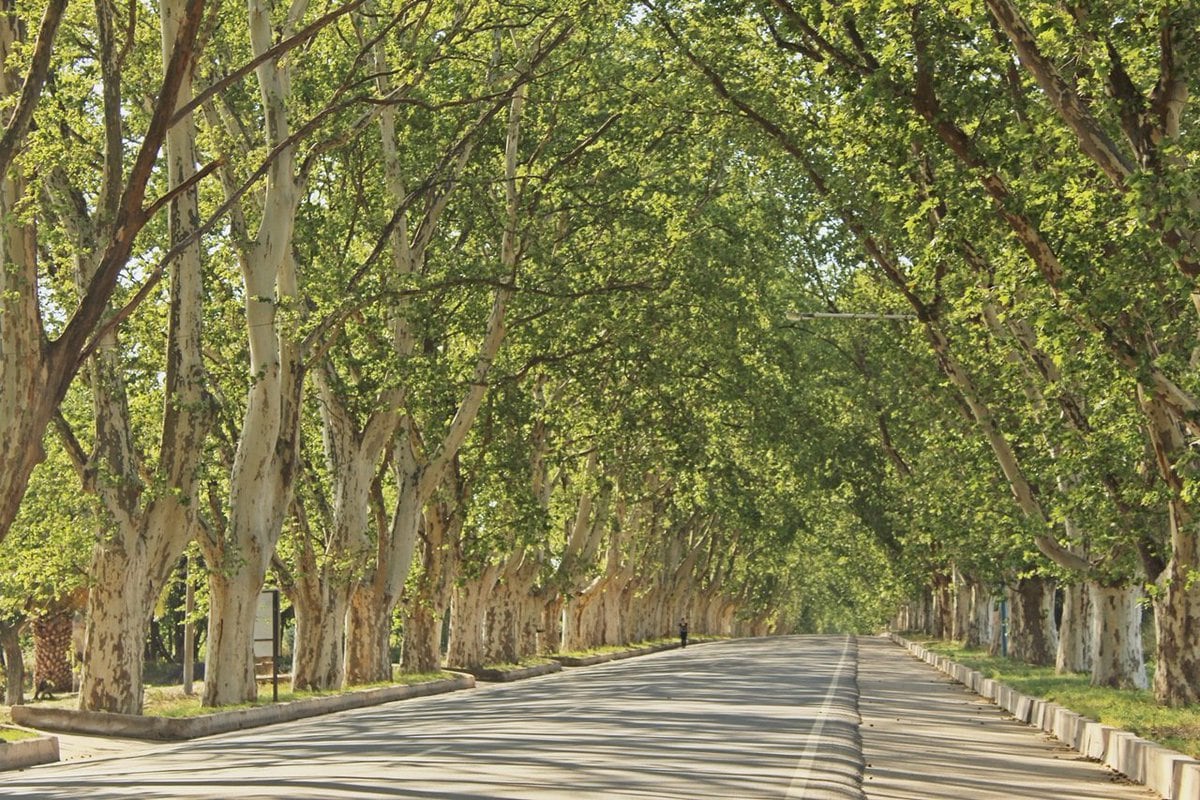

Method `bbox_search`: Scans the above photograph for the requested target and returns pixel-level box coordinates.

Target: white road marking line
[786,634,855,798]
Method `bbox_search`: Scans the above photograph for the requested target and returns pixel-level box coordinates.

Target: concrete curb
[437,637,702,680]
[11,674,474,741]
[889,633,1200,800]
[552,641,681,667]
[454,662,562,682]
[0,727,59,771]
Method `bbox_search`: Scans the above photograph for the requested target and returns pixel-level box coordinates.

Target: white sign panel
[253,589,276,659]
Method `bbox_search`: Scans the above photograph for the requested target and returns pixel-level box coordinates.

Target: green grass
[148,670,456,718]
[553,644,632,659]
[917,639,1200,758]
[478,656,558,672]
[0,726,38,743]
[4,670,458,720]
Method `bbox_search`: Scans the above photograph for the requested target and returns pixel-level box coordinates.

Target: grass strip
[0,727,39,743]
[5,670,456,721]
[146,670,454,718]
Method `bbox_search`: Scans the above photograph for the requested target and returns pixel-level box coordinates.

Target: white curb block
[0,728,59,771]
[889,634,1200,800]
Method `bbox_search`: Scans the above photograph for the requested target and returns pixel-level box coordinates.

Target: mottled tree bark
[1008,577,1057,666]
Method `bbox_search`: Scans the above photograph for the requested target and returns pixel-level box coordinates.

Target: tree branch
[983,0,1135,184]
[0,0,68,178]
[170,0,368,126]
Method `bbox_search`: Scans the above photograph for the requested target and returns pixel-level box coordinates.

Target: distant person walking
[679,618,689,648]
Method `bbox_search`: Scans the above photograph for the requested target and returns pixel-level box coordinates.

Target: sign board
[253,589,277,659]
[253,588,281,702]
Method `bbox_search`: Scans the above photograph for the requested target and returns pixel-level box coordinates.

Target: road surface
[1,635,1157,799]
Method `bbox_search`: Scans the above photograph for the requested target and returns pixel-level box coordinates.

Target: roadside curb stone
[11,674,474,742]
[552,641,681,667]
[889,633,1199,799]
[0,727,59,771]
[454,662,562,682]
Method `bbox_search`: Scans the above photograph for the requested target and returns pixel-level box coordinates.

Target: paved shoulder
[857,636,1157,800]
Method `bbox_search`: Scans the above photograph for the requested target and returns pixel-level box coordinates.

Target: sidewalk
[858,636,1157,799]
[52,732,162,763]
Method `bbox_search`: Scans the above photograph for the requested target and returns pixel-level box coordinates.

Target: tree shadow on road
[3,636,864,799]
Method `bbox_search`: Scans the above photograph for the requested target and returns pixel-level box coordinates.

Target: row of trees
[1,0,900,715]
[653,0,1200,705]
[3,0,1196,715]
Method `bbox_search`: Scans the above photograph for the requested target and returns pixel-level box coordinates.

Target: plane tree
[652,0,1171,691]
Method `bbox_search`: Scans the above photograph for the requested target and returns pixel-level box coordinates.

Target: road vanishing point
[1,636,1157,799]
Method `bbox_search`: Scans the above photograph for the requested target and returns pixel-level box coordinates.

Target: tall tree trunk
[343,586,396,685]
[73,0,211,714]
[344,456,420,684]
[1151,499,1200,704]
[539,594,564,655]
[931,572,952,638]
[202,0,306,708]
[1008,577,1057,666]
[79,548,163,713]
[79,503,203,713]
[290,583,349,690]
[446,563,500,670]
[205,405,295,708]
[965,581,991,649]
[402,603,443,675]
[918,590,933,635]
[987,597,1003,656]
[344,585,394,684]
[402,548,444,674]
[1089,582,1146,689]
[1151,550,1200,705]
[401,498,460,674]
[1142,393,1200,705]
[288,358,398,691]
[204,568,266,705]
[951,568,972,641]
[1056,582,1092,674]
[563,576,604,652]
[0,620,25,705]
[497,553,540,662]
[486,589,520,666]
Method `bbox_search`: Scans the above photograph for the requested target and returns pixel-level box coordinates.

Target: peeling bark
[291,585,350,691]
[289,364,398,691]
[201,0,307,708]
[446,563,500,670]
[1056,582,1093,675]
[73,0,211,715]
[401,487,462,674]
[1089,583,1146,690]
[1008,577,1057,666]
[0,0,204,546]
[0,620,26,706]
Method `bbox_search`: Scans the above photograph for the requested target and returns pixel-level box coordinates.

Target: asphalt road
[3,636,862,800]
